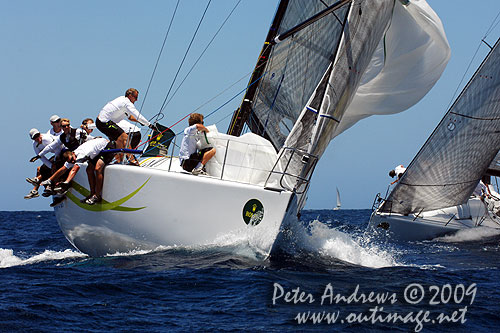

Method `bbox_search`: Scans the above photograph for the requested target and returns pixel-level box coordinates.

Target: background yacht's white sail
[334,187,341,210]
[380,38,500,215]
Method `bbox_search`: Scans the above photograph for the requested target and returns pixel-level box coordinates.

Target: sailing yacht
[333,187,341,210]
[368,39,500,241]
[53,0,450,257]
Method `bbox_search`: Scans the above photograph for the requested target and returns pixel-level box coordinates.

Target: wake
[433,226,500,242]
[0,248,86,268]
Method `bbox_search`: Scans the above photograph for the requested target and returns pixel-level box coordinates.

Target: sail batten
[381,38,500,215]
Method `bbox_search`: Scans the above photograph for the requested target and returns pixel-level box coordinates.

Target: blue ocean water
[0,210,499,332]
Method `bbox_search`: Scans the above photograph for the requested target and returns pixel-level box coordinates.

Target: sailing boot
[26,177,40,186]
[24,190,39,199]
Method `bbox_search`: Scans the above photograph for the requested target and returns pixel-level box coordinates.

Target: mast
[227,0,289,137]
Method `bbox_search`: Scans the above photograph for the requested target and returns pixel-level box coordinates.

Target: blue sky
[2,0,500,211]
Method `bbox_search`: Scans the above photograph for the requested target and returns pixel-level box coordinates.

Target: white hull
[368,197,500,241]
[54,159,295,257]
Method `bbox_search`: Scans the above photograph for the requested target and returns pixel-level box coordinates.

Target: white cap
[50,114,61,123]
[29,128,40,140]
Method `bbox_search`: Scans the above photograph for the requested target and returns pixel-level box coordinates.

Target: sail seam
[449,111,500,121]
[400,179,480,187]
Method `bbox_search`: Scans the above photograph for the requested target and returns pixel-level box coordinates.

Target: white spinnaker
[332,0,451,137]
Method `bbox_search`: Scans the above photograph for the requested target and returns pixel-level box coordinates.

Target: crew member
[25,129,54,199]
[389,164,406,185]
[96,88,153,163]
[43,138,115,206]
[179,113,216,175]
[47,114,63,139]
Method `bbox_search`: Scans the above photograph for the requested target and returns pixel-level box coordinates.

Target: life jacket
[60,128,80,151]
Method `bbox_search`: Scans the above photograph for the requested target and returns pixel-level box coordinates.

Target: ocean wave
[0,248,86,268]
[275,219,402,269]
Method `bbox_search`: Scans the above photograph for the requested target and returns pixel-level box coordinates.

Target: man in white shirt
[179,113,216,175]
[25,129,54,199]
[36,118,91,176]
[47,114,63,139]
[389,164,406,185]
[39,118,86,155]
[96,88,153,163]
[41,138,115,206]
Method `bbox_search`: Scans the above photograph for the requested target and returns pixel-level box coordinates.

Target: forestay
[381,38,500,215]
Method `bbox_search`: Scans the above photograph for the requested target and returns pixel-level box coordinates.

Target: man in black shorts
[96,88,153,163]
[179,113,216,175]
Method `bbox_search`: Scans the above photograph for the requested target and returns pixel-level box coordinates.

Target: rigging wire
[121,0,180,162]
[446,9,500,110]
[484,10,500,38]
[138,70,267,153]
[155,0,212,121]
[139,0,181,114]
[162,0,243,110]
[138,42,275,152]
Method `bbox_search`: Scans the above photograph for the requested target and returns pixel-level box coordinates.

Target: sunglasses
[62,124,70,128]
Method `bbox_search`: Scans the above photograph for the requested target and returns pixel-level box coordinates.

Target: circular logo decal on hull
[243,199,264,226]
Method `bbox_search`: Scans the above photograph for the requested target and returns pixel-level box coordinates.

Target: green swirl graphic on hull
[66,178,150,212]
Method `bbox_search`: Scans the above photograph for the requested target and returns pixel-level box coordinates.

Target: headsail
[228,0,450,214]
[276,0,396,197]
[228,0,352,150]
[381,38,500,215]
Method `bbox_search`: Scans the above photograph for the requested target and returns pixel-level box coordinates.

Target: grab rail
[264,147,318,194]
